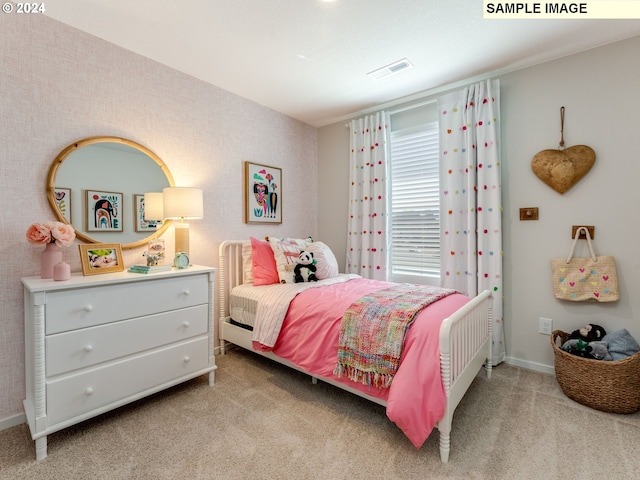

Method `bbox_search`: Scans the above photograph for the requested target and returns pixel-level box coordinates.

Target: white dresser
[21,265,216,460]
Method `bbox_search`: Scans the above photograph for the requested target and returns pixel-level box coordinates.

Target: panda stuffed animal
[294,251,318,283]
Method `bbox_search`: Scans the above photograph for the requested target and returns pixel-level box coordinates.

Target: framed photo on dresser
[79,243,125,275]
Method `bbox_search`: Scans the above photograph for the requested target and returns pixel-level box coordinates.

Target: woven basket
[551,330,640,414]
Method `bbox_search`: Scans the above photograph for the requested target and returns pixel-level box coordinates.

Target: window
[389,104,440,285]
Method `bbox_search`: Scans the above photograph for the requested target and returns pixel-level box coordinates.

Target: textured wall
[0,14,318,423]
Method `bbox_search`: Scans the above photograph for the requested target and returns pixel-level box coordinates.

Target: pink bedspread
[268,278,470,448]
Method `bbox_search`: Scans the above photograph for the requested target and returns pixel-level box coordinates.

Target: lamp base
[175,223,190,256]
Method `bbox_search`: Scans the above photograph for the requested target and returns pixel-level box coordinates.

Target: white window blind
[389,122,440,283]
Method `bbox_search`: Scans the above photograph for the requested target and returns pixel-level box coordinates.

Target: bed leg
[220,339,226,355]
[439,431,451,464]
[484,361,492,379]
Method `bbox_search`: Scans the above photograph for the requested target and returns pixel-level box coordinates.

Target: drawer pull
[182,289,191,296]
[84,345,93,352]
[183,356,190,363]
[182,321,190,328]
[84,305,93,312]
[85,387,94,396]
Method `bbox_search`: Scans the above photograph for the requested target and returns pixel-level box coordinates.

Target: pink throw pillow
[251,237,279,286]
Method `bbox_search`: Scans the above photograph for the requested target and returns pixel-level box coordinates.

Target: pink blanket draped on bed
[334,284,456,389]
[268,278,470,449]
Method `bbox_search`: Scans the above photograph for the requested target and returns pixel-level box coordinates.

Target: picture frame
[79,243,125,275]
[147,238,166,265]
[54,187,72,223]
[86,190,123,232]
[133,193,160,232]
[244,161,282,224]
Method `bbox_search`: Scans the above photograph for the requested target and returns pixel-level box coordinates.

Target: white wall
[318,35,640,373]
[0,14,317,424]
[317,122,351,265]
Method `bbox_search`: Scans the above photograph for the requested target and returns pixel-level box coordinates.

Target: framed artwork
[79,243,125,275]
[133,194,160,232]
[54,187,72,223]
[244,161,282,224]
[86,190,123,232]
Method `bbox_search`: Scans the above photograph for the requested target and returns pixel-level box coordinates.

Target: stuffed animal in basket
[294,251,318,283]
[563,338,612,360]
[563,324,612,360]
[569,324,607,342]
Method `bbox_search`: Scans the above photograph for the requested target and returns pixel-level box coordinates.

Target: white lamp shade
[143,192,165,220]
[162,187,204,220]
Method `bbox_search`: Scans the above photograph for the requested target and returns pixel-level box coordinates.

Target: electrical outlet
[538,317,552,335]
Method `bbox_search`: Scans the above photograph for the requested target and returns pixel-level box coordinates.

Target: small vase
[53,261,71,281]
[41,243,62,279]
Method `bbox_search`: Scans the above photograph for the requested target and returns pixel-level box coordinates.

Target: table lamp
[162,187,203,257]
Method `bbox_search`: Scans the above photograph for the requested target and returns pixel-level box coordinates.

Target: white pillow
[268,237,313,284]
[307,242,339,280]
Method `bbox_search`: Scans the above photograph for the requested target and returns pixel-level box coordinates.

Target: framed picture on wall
[79,243,125,275]
[86,190,123,232]
[54,187,72,223]
[133,193,160,232]
[244,161,282,224]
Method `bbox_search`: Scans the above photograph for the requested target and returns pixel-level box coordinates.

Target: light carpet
[1,347,640,479]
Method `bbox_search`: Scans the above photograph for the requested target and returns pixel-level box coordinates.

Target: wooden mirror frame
[46,136,175,249]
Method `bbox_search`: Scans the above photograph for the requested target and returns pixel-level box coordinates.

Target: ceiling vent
[367,58,414,80]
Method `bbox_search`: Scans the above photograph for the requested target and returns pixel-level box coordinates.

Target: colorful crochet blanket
[334,284,456,388]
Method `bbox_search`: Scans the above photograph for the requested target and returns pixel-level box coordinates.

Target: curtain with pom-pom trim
[346,112,389,281]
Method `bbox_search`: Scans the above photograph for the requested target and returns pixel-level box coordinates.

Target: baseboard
[505,356,554,375]
[0,412,26,431]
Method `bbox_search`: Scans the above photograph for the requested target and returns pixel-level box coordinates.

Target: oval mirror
[47,137,174,249]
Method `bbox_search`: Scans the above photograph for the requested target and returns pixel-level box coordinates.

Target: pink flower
[26,223,51,246]
[26,221,75,248]
[48,222,75,247]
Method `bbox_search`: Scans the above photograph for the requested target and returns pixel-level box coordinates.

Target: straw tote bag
[551,227,619,302]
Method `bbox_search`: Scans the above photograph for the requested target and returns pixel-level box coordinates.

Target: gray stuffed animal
[561,338,612,361]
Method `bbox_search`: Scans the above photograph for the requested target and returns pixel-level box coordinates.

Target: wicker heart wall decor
[531,107,595,194]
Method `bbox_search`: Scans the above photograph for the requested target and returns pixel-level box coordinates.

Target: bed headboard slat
[218,240,246,323]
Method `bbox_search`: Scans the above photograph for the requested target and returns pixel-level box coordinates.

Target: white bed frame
[218,240,492,463]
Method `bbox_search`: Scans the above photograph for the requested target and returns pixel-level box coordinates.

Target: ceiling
[45,0,640,127]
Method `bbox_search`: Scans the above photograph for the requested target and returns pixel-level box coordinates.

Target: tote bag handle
[565,226,596,263]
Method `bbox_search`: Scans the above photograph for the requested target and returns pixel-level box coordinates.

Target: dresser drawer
[46,336,210,426]
[46,304,209,376]
[45,275,209,334]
